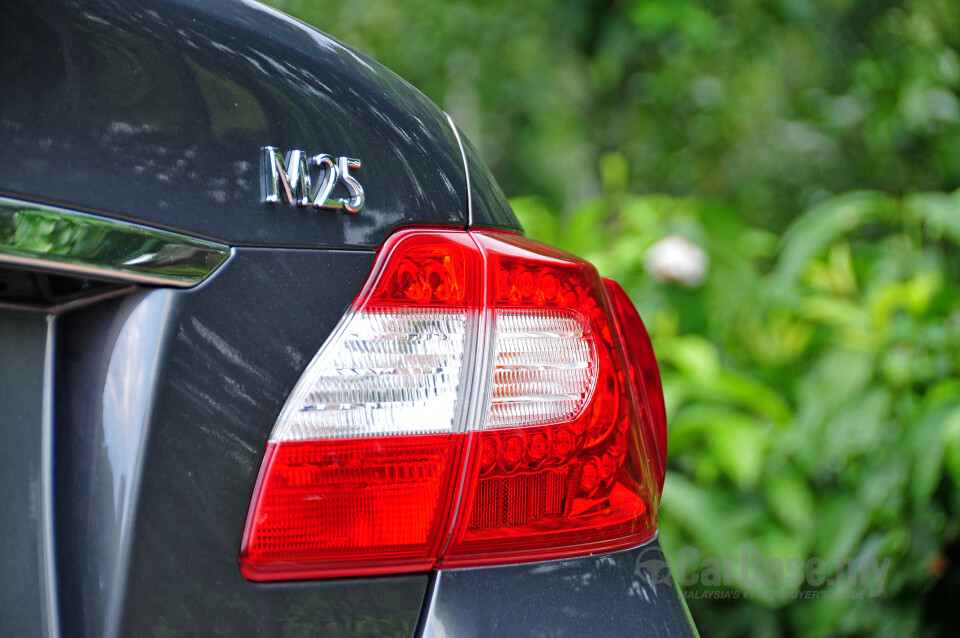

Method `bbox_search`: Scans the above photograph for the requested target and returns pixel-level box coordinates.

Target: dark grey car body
[0,1,698,636]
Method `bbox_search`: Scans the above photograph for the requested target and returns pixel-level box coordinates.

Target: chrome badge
[260,146,365,213]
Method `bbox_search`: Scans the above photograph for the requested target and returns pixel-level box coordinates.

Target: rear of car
[0,1,699,636]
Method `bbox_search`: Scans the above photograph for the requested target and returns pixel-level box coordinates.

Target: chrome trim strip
[0,197,232,287]
[444,112,473,227]
[40,317,60,638]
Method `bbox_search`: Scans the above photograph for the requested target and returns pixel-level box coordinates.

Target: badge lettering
[260,146,364,213]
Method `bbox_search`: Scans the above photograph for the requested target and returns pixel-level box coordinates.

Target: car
[0,0,700,636]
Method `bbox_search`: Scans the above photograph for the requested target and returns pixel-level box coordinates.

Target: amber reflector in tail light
[240,229,665,580]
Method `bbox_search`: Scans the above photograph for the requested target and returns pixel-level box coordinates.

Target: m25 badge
[260,146,365,213]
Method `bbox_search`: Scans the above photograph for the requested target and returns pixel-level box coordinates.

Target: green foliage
[265,0,960,634]
[513,188,960,637]
[269,0,960,231]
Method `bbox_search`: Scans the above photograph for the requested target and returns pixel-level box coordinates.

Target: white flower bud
[644,235,709,287]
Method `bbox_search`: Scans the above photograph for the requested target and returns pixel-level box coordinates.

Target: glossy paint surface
[54,248,429,637]
[55,290,178,638]
[0,0,477,248]
[0,313,55,638]
[421,539,698,638]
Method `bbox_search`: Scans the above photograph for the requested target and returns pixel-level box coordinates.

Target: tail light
[239,228,667,580]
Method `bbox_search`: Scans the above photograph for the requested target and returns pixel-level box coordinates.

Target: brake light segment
[240,229,663,580]
[242,435,462,579]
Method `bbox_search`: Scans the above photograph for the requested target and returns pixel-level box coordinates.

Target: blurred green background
[268,1,960,635]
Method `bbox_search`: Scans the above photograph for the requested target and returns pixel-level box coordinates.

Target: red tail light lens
[240,228,665,580]
[240,437,462,579]
[603,279,667,492]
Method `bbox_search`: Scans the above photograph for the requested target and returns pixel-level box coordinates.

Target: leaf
[772,192,898,289]
[695,370,793,424]
[910,406,958,505]
[824,388,891,460]
[815,494,870,568]
[656,335,721,378]
[704,413,768,489]
[762,470,816,539]
[910,188,960,246]
[798,295,867,329]
[940,406,960,489]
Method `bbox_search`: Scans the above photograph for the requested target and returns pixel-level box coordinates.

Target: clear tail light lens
[240,228,666,580]
[487,308,596,428]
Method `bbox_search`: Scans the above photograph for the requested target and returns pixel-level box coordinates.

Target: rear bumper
[419,537,699,638]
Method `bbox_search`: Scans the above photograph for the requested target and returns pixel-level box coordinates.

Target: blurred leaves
[514,187,960,636]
